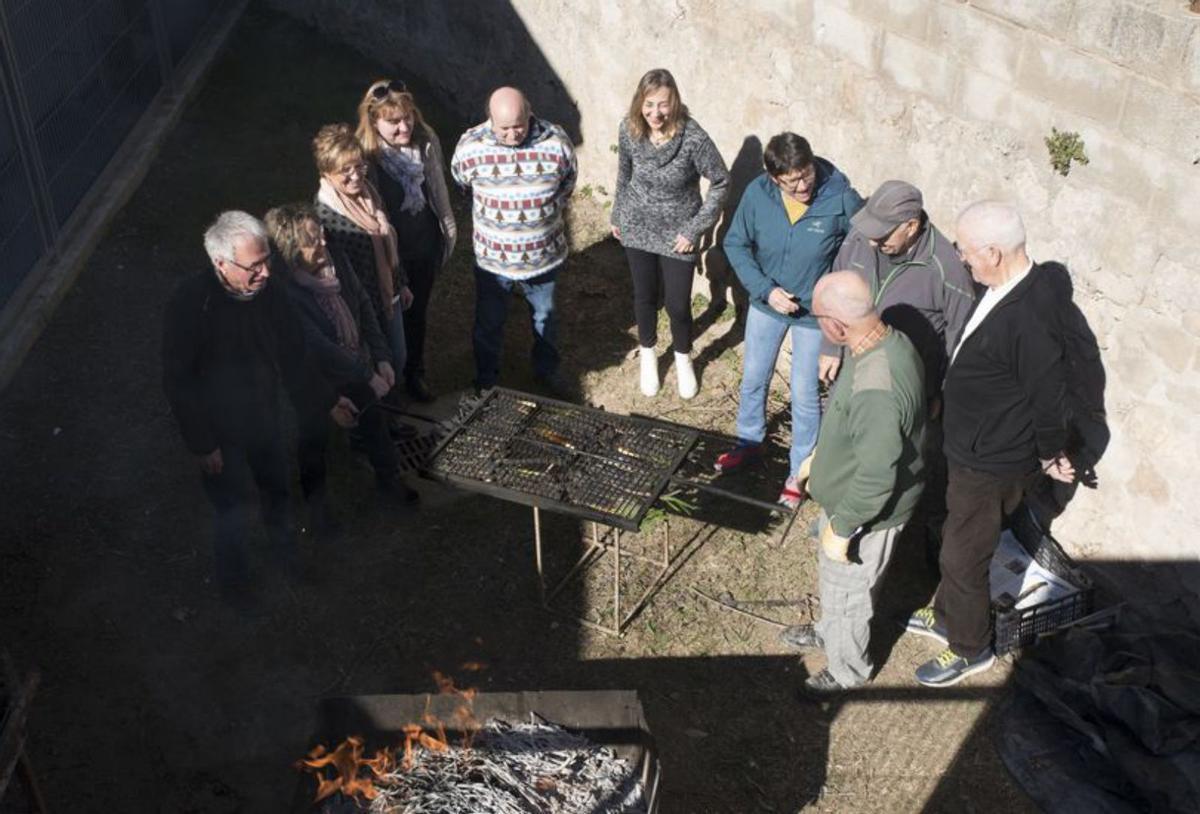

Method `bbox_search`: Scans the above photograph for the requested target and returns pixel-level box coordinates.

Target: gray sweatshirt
[825,218,975,393]
[611,117,729,261]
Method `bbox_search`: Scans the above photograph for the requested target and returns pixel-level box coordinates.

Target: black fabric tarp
[995,600,1200,813]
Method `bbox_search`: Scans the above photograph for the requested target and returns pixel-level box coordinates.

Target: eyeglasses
[336,162,368,180]
[369,79,407,100]
[226,253,272,275]
[772,165,817,190]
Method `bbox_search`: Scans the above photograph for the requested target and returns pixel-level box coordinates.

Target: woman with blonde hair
[357,79,457,402]
[612,68,729,399]
[312,122,410,400]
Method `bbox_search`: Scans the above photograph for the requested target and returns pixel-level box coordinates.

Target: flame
[297,672,480,803]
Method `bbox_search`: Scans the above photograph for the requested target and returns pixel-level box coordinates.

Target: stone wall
[272,0,1200,597]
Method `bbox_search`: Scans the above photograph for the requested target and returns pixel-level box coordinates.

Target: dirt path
[0,5,1034,812]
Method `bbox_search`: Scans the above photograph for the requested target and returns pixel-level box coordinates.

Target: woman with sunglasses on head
[356,79,457,402]
[312,122,410,412]
[612,68,729,400]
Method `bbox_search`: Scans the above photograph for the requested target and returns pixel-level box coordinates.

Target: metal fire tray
[424,388,698,532]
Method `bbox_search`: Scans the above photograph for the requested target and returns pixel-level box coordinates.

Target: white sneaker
[639,346,660,396]
[675,351,697,399]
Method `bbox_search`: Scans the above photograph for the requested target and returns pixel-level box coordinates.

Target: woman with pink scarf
[312,123,412,389]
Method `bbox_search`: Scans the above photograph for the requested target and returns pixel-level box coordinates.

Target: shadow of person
[1022,262,1110,530]
[691,135,763,377]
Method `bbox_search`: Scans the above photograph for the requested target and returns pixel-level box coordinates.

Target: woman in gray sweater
[612,69,729,398]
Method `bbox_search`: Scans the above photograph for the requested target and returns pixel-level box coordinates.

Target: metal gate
[0,0,230,312]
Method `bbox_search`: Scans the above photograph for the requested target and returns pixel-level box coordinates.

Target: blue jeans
[734,307,823,475]
[473,265,560,388]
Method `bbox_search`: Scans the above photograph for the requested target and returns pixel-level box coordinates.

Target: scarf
[378,143,427,215]
[318,176,400,308]
[291,262,361,354]
[214,264,261,302]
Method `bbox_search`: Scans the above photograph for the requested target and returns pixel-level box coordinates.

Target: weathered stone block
[929,4,1026,82]
[1018,37,1130,123]
[967,0,1076,38]
[1185,26,1200,97]
[848,0,932,42]
[957,68,1052,147]
[880,31,957,102]
[1120,77,1200,166]
[812,3,881,71]
[1070,1,1195,84]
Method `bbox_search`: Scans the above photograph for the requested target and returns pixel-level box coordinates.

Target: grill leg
[613,526,622,635]
[533,506,545,605]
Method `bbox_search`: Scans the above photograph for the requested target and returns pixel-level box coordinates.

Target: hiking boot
[799,669,851,700]
[915,647,996,688]
[714,442,762,473]
[778,475,807,511]
[905,607,948,645]
[778,624,823,650]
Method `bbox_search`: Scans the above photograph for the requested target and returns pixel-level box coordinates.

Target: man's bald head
[814,271,874,323]
[488,87,532,146]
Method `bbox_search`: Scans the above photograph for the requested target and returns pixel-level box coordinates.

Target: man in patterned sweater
[451,87,577,394]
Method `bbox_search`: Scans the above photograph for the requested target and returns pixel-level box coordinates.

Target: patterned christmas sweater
[451,117,577,278]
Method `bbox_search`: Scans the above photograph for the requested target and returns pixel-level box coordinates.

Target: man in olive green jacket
[782,271,926,698]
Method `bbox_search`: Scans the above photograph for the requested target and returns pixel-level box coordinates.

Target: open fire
[297,675,651,813]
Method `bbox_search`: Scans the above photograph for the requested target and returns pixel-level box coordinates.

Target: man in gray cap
[819,180,974,398]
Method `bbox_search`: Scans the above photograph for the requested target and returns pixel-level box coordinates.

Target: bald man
[451,86,577,395]
[783,271,926,698]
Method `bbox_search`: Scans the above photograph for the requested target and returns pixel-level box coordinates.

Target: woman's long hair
[356,79,434,158]
[625,68,688,142]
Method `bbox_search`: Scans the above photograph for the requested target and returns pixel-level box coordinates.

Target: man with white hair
[163,211,355,608]
[910,201,1074,687]
[451,86,577,396]
[782,271,926,697]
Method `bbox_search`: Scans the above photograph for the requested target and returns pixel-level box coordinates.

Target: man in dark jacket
[908,201,1075,687]
[265,203,418,533]
[719,133,864,508]
[163,211,355,604]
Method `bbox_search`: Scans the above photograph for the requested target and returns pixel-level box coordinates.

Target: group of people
[163,67,1081,700]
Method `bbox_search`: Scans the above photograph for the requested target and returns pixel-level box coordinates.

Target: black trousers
[297,382,399,502]
[401,240,442,379]
[200,431,293,590]
[625,246,695,354]
[934,462,1032,655]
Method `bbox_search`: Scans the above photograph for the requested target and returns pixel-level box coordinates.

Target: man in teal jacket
[718,133,864,507]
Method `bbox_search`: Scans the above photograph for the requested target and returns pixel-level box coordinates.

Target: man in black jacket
[908,201,1075,687]
[163,211,356,605]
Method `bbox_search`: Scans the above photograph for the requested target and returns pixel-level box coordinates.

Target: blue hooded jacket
[724,158,864,326]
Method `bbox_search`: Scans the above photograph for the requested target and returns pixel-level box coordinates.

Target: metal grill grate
[425,389,697,530]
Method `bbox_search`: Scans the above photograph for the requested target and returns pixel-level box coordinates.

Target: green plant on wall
[1045,128,1089,176]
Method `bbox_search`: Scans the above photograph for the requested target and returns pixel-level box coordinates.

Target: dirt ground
[0,5,1037,813]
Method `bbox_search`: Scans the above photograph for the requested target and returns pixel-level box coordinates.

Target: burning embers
[297,675,649,813]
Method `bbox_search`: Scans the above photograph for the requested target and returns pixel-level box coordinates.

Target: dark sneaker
[779,624,823,650]
[405,376,434,403]
[799,669,850,699]
[388,417,420,441]
[714,443,763,473]
[915,647,996,688]
[377,476,420,506]
[535,372,573,401]
[905,607,948,645]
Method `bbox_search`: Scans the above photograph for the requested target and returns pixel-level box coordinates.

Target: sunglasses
[369,79,408,100]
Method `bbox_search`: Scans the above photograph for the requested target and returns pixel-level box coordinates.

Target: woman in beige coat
[357,79,457,401]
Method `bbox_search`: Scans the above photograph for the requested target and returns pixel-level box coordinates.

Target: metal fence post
[0,3,57,255]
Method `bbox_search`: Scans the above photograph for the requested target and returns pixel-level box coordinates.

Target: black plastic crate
[991,506,1094,655]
